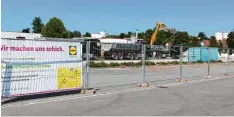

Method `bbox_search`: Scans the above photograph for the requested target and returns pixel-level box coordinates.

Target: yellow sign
[57,67,81,89]
[69,46,77,55]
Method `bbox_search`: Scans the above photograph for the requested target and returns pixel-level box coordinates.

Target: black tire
[112,53,118,60]
[171,54,175,59]
[133,53,138,60]
[128,53,134,60]
[157,52,162,59]
[118,52,124,60]
[145,54,149,60]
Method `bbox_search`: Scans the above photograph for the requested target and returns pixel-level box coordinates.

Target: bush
[90,61,96,67]
[196,60,203,63]
[136,62,142,66]
[90,62,108,68]
[217,60,222,63]
[145,61,156,65]
[109,62,120,67]
[125,62,135,66]
[169,61,179,65]
[210,60,222,63]
[182,62,188,64]
[157,62,167,65]
[89,59,219,68]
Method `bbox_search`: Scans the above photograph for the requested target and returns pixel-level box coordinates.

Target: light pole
[169,28,176,44]
[136,29,138,39]
[172,28,176,44]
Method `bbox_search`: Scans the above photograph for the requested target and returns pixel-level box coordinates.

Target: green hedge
[89,60,224,68]
[210,60,222,63]
[90,61,172,68]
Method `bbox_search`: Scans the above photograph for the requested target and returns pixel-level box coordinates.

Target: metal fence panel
[210,48,234,77]
[1,38,83,97]
[85,41,143,88]
[143,45,181,84]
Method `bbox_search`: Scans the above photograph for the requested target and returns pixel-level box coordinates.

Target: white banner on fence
[1,39,83,97]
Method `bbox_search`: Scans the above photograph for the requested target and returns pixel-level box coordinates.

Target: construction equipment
[150,21,168,45]
[81,21,183,60]
[146,22,182,59]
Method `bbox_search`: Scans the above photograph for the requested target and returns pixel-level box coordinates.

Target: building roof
[1,31,41,39]
[201,40,210,47]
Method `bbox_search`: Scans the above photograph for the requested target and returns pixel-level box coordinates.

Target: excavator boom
[150,21,167,45]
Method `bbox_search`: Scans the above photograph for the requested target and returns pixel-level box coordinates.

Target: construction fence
[1,39,234,97]
[1,38,83,97]
[84,40,234,89]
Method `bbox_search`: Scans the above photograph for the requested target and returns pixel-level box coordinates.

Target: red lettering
[35,47,45,51]
[10,46,34,51]
[1,45,9,51]
[46,46,63,51]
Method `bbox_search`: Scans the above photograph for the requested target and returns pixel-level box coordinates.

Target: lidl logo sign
[69,46,77,55]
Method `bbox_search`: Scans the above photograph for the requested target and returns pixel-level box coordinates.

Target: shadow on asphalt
[1,89,84,105]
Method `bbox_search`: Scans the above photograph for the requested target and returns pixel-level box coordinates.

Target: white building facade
[91,31,108,38]
[214,32,229,41]
[1,31,42,39]
[214,32,230,49]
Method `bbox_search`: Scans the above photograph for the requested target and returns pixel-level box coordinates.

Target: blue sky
[2,0,234,36]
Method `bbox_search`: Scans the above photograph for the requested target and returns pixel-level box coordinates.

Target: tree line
[22,17,91,38]
[107,29,234,48]
[23,16,234,49]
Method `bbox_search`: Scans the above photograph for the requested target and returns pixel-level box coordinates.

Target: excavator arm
[150,21,167,45]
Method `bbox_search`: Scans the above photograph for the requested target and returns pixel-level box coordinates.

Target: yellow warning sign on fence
[57,67,81,89]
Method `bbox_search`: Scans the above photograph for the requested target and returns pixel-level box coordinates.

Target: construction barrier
[1,38,83,97]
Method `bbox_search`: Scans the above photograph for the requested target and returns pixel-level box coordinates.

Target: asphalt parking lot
[88,63,234,88]
[1,62,234,116]
[2,76,234,116]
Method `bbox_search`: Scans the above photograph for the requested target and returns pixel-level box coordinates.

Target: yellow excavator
[147,21,181,59]
[150,21,168,45]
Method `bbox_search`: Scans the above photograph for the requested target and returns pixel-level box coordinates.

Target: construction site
[1,0,234,116]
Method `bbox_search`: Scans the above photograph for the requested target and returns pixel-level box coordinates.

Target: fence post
[180,46,183,80]
[85,41,90,90]
[136,44,149,87]
[227,48,230,71]
[142,44,146,83]
[207,47,211,78]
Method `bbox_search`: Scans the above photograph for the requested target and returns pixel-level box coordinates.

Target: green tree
[156,30,173,45]
[138,32,145,39]
[227,31,234,49]
[198,32,207,41]
[22,28,30,33]
[144,29,153,43]
[67,30,74,38]
[119,33,126,38]
[174,31,190,46]
[73,30,81,37]
[106,35,119,38]
[127,32,132,38]
[210,36,218,47]
[84,32,91,37]
[143,28,173,45]
[188,36,200,47]
[41,17,67,38]
[31,17,44,33]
